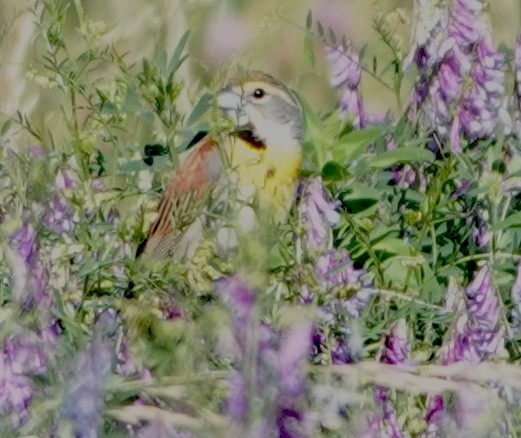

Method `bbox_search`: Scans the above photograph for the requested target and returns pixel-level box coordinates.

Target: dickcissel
[139,71,303,261]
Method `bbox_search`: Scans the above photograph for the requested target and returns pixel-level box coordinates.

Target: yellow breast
[222,135,302,222]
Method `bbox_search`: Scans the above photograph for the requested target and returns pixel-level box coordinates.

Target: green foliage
[1,0,521,436]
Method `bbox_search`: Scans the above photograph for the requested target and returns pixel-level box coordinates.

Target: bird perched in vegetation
[139,71,304,261]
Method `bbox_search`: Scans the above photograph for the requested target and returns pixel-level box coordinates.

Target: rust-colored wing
[139,135,223,259]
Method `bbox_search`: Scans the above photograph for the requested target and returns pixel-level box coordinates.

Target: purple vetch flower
[458,37,506,142]
[2,223,58,428]
[438,266,503,365]
[218,276,312,436]
[469,207,491,249]
[217,276,256,354]
[387,139,428,190]
[448,0,487,48]
[516,35,521,108]
[10,223,37,265]
[464,265,505,359]
[449,383,503,436]
[408,0,506,152]
[227,371,249,424]
[513,34,521,137]
[510,261,521,332]
[424,267,505,434]
[325,44,365,126]
[315,249,374,319]
[297,177,340,253]
[63,312,114,437]
[330,338,353,364]
[380,319,408,366]
[0,337,40,427]
[276,321,312,438]
[44,168,77,234]
[29,146,45,158]
[10,224,52,309]
[424,48,471,146]
[0,325,59,427]
[367,319,408,438]
[316,249,364,288]
[515,33,521,94]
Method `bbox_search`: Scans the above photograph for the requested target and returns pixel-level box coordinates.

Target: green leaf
[306,10,312,29]
[321,161,346,181]
[297,94,324,169]
[119,160,149,173]
[121,87,142,113]
[186,93,211,126]
[331,126,384,164]
[1,119,11,136]
[157,50,167,77]
[168,30,190,74]
[328,28,336,46]
[421,263,443,303]
[373,238,413,256]
[493,212,521,231]
[303,35,315,68]
[342,184,380,213]
[367,147,435,168]
[317,20,324,38]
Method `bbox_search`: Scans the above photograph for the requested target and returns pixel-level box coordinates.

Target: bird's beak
[217,88,250,127]
[217,88,242,111]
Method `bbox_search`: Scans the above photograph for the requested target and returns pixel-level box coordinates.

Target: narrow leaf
[331,126,384,164]
[186,93,211,126]
[168,30,190,74]
[367,147,435,168]
[306,10,312,29]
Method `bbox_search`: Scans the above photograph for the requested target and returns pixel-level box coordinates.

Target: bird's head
[217,71,303,148]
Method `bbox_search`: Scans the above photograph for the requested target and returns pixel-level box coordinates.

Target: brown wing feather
[141,135,222,258]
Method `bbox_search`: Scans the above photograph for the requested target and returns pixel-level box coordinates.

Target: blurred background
[1,0,520,149]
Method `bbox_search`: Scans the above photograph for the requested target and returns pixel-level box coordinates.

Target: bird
[138,71,304,262]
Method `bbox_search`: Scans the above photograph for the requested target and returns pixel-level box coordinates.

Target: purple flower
[464,265,504,360]
[316,249,364,288]
[1,223,58,428]
[277,321,312,398]
[325,44,365,126]
[448,0,487,48]
[511,261,521,332]
[516,35,521,108]
[63,312,114,437]
[316,249,373,319]
[0,327,59,427]
[408,0,505,152]
[29,146,45,158]
[380,319,408,366]
[330,338,353,364]
[424,267,505,434]
[10,224,37,264]
[218,276,311,437]
[0,339,37,427]
[276,321,312,438]
[44,168,77,234]
[368,320,408,437]
[458,37,506,142]
[298,177,340,253]
[227,371,249,423]
[438,266,503,365]
[217,276,256,354]
[513,35,521,136]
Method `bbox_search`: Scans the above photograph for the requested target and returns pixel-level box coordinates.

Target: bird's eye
[253,88,265,99]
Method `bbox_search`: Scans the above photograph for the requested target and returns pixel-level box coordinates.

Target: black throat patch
[236,129,266,150]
